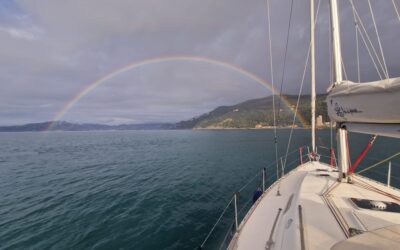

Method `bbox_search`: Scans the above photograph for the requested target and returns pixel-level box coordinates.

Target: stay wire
[351,3,361,82]
[276,0,295,123]
[349,0,386,79]
[367,0,389,78]
[200,196,234,248]
[329,0,334,149]
[357,152,400,175]
[354,19,383,79]
[393,0,400,23]
[283,0,321,168]
[265,0,279,181]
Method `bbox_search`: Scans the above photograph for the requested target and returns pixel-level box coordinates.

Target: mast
[330,0,349,180]
[330,0,343,83]
[310,0,316,153]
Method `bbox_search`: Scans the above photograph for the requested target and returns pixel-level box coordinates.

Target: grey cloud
[0,0,399,125]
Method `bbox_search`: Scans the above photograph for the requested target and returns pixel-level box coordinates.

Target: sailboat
[200,0,400,249]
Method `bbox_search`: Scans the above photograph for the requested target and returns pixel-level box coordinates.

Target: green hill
[176,94,328,129]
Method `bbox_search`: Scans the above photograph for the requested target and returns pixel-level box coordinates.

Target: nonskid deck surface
[228,161,400,250]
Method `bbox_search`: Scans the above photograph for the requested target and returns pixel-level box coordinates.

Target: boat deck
[228,161,400,250]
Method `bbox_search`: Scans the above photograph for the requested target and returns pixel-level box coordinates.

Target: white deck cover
[228,161,400,250]
[341,123,400,138]
[326,77,400,124]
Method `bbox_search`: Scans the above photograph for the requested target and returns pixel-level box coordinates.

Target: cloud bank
[0,0,398,125]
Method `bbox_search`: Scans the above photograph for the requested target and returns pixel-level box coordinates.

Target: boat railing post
[387,161,392,187]
[280,157,284,176]
[299,146,304,165]
[262,168,266,192]
[330,147,335,167]
[234,192,238,231]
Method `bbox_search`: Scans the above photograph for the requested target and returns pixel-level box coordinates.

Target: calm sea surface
[0,130,399,249]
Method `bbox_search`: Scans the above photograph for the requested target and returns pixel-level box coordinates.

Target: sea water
[0,130,399,249]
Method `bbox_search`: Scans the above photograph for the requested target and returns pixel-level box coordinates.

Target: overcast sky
[0,0,399,125]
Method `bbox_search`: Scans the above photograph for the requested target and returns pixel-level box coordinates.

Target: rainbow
[47,55,308,130]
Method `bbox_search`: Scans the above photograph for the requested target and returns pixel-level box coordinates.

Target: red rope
[348,135,377,173]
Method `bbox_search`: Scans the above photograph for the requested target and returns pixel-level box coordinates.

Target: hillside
[0,121,175,132]
[176,94,328,129]
[0,94,328,131]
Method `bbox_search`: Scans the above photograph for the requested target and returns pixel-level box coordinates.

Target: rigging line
[393,0,400,23]
[367,168,400,181]
[218,193,257,248]
[266,0,284,187]
[276,0,295,122]
[265,0,279,182]
[200,196,234,248]
[329,1,334,149]
[238,172,261,193]
[222,193,265,248]
[355,23,384,80]
[237,194,256,218]
[356,152,400,175]
[349,1,383,79]
[218,220,234,250]
[349,0,386,79]
[239,145,303,194]
[283,49,308,169]
[207,144,307,249]
[364,154,399,162]
[367,0,389,79]
[236,150,297,201]
[211,144,308,249]
[355,26,360,82]
[283,0,321,168]
[341,58,348,80]
[351,4,361,82]
[286,154,308,170]
[328,0,333,87]
[263,146,305,171]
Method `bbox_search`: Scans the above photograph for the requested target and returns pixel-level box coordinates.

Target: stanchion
[387,161,392,187]
[234,192,239,230]
[299,147,303,165]
[262,168,266,191]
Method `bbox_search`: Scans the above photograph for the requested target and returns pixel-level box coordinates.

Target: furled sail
[326,77,400,137]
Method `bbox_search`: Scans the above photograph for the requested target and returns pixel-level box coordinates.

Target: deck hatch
[350,198,400,213]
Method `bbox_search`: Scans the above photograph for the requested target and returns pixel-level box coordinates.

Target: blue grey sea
[0,130,399,249]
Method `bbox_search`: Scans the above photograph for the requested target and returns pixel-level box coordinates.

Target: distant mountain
[0,94,328,132]
[0,121,176,132]
[114,123,176,130]
[176,94,328,129]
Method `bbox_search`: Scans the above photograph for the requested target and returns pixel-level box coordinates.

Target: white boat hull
[228,161,400,250]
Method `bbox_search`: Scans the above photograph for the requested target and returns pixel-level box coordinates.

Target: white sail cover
[327,77,400,124]
[342,123,400,138]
